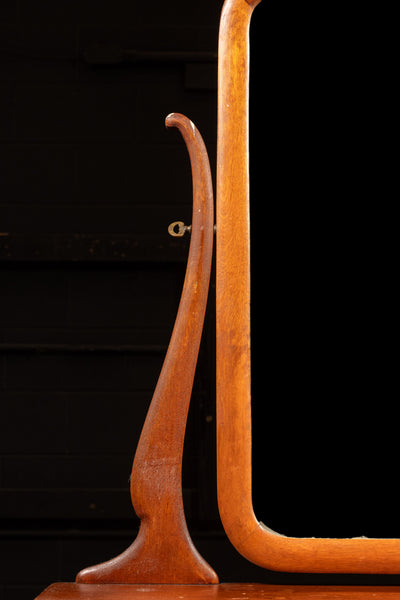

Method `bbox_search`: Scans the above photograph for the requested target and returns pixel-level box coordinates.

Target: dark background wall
[0,0,397,598]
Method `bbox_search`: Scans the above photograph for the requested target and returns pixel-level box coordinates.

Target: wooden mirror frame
[215,0,400,574]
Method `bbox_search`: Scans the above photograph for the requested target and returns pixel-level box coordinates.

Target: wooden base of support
[35,583,400,599]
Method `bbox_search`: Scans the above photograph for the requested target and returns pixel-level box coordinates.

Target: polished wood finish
[35,583,400,599]
[76,113,217,584]
[215,0,400,575]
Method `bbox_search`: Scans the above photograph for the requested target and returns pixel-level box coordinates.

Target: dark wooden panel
[3,354,161,391]
[2,585,47,600]
[1,0,215,594]
[14,82,137,142]
[0,268,68,327]
[0,83,16,139]
[66,267,180,329]
[0,392,69,454]
[19,0,81,24]
[3,455,132,489]
[137,0,221,28]
[67,391,151,453]
[75,144,192,206]
[0,23,77,83]
[0,490,134,521]
[4,204,192,235]
[0,145,76,204]
[0,539,60,584]
[0,0,18,21]
[0,234,189,262]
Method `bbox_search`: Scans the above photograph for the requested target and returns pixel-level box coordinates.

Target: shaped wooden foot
[76,113,217,584]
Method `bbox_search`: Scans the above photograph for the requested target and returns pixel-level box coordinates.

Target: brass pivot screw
[168,221,192,237]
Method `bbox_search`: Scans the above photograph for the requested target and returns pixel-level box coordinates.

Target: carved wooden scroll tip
[245,0,262,7]
[166,112,197,139]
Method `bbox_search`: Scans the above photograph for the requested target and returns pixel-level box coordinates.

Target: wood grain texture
[215,0,400,574]
[76,113,217,584]
[35,583,400,599]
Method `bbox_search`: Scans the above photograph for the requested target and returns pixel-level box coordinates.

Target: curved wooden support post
[216,0,400,574]
[77,113,217,584]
